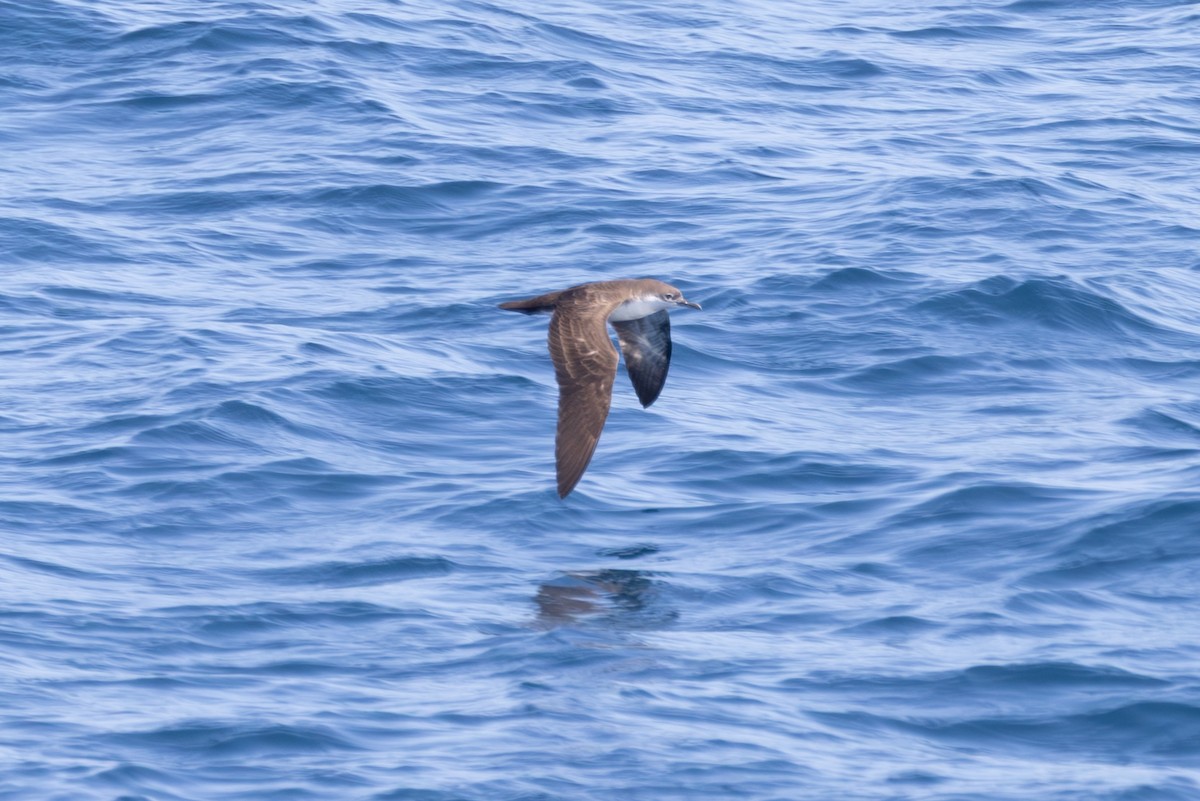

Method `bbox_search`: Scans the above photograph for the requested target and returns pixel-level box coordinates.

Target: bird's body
[499,278,701,497]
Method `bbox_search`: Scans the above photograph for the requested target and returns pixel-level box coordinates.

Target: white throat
[609,297,673,322]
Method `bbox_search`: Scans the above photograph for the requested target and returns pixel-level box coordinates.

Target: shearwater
[499,278,701,498]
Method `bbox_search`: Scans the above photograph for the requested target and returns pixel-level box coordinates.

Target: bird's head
[638,279,701,311]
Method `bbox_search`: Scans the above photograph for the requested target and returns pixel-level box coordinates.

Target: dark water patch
[630,9,723,29]
[0,500,103,532]
[832,353,1034,397]
[1108,358,1200,383]
[1021,553,1197,594]
[957,661,1168,693]
[840,615,942,638]
[109,721,361,757]
[115,461,400,507]
[393,300,508,329]
[162,600,426,637]
[39,285,186,310]
[1,2,118,66]
[787,660,1167,712]
[371,790,465,801]
[461,86,641,123]
[254,556,455,588]
[657,449,914,496]
[0,297,81,329]
[1005,589,1117,615]
[86,762,185,798]
[885,770,945,786]
[970,402,1052,416]
[532,21,645,58]
[889,482,1092,528]
[884,173,1067,211]
[899,701,1200,763]
[234,659,362,678]
[1031,499,1200,593]
[404,49,605,89]
[624,165,782,188]
[0,217,122,265]
[0,554,109,582]
[1122,407,1200,444]
[209,399,292,427]
[35,446,130,468]
[130,419,266,454]
[806,266,920,292]
[107,92,226,112]
[888,25,1030,41]
[973,66,1041,88]
[913,275,1168,341]
[217,461,402,499]
[869,483,1103,579]
[307,181,505,214]
[115,14,329,59]
[687,50,887,91]
[343,12,503,41]
[103,189,290,217]
[301,374,526,436]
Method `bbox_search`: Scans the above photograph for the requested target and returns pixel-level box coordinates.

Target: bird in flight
[499,278,701,497]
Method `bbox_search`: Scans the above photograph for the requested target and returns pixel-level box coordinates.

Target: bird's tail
[497,290,563,314]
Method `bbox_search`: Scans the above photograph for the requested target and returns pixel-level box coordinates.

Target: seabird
[499,278,701,497]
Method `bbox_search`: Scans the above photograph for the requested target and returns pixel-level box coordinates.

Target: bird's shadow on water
[533,545,678,631]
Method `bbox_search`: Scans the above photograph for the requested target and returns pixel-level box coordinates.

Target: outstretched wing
[612,309,672,407]
[548,305,619,497]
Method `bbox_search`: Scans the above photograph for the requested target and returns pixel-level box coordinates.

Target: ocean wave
[5,0,1200,799]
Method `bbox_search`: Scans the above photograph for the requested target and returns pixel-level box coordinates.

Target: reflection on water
[535,569,677,630]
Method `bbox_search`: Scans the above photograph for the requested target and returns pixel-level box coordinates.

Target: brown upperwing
[548,294,622,497]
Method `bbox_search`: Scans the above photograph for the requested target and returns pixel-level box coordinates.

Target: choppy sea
[4,1,1200,798]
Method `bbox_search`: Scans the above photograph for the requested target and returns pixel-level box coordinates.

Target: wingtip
[557,470,583,498]
[637,388,662,408]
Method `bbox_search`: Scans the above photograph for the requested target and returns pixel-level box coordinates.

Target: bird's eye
[661,293,675,301]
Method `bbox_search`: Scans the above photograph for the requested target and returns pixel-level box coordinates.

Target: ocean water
[3,0,1200,798]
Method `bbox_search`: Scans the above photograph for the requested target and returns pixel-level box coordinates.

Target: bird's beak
[678,298,702,310]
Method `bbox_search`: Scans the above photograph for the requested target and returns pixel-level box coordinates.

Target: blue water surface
[3,0,1200,798]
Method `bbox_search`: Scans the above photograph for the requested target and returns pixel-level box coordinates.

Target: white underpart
[608,297,674,322]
